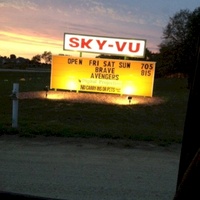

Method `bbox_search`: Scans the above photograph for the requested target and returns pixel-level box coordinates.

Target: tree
[10,54,16,60]
[9,54,17,68]
[41,51,52,64]
[185,7,200,88]
[162,10,190,45]
[31,54,41,63]
[158,9,191,77]
[158,7,200,86]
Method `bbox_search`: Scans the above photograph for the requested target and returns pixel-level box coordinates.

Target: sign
[51,55,156,97]
[64,33,146,57]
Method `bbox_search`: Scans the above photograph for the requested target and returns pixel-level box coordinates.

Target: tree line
[0,51,52,69]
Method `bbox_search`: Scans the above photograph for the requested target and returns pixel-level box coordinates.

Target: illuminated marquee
[64,33,146,57]
[51,55,156,97]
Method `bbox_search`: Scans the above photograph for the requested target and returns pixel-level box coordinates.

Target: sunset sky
[0,0,199,59]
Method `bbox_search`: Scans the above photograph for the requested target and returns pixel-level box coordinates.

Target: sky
[0,0,199,59]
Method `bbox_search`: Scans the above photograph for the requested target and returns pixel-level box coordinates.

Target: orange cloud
[0,31,66,59]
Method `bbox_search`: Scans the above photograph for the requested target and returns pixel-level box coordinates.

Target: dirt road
[0,135,181,200]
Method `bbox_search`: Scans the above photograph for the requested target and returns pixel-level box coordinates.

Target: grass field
[0,71,189,146]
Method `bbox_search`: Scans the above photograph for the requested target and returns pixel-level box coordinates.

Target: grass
[0,71,189,145]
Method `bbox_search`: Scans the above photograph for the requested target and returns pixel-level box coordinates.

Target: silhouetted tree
[158,7,200,87]
[158,9,190,76]
[41,51,52,64]
[31,54,41,63]
[10,54,16,59]
[185,7,200,88]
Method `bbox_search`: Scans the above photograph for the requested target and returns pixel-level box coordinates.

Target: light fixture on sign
[44,86,49,98]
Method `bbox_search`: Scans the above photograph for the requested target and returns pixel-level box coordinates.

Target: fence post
[11,83,19,128]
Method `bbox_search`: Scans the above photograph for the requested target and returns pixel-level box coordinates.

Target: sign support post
[11,83,19,128]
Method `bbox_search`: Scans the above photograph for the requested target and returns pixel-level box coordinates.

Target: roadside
[0,135,181,200]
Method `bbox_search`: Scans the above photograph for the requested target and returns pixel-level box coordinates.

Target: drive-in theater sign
[63,33,146,57]
[50,33,156,97]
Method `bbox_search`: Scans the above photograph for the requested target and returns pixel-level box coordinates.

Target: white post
[12,83,19,128]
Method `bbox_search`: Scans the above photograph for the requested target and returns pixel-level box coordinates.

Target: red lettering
[81,39,92,49]
[116,41,127,52]
[129,43,140,53]
[96,40,107,50]
[69,37,79,48]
